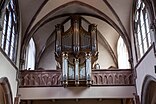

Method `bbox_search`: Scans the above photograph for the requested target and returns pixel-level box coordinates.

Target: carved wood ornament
[55,15,98,86]
[19,69,134,87]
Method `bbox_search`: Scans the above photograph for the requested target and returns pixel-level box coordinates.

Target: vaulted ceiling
[18,0,134,69]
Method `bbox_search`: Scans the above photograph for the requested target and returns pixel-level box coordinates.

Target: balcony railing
[92,69,134,86]
[19,69,134,87]
[19,70,62,87]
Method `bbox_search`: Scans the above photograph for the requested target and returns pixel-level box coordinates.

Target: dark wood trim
[0,47,18,71]
[0,77,13,104]
[135,43,155,69]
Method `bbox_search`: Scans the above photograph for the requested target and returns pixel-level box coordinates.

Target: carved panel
[19,70,62,87]
[19,69,134,87]
[92,69,134,85]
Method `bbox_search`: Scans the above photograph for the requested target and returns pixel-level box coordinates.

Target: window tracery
[134,0,152,60]
[0,0,18,63]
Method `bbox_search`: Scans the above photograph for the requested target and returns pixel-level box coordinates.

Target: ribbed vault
[18,0,134,69]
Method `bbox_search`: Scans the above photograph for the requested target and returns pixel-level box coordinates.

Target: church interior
[0,0,156,104]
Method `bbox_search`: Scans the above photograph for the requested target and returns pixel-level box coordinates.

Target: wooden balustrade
[92,69,134,85]
[19,70,62,87]
[19,69,134,87]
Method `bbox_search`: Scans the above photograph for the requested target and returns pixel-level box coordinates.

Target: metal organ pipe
[62,53,68,86]
[55,24,62,56]
[75,58,79,85]
[55,16,98,87]
[90,24,98,54]
[86,53,92,85]
[72,16,80,55]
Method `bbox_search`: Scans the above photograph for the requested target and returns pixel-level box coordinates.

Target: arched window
[0,0,18,63]
[117,36,130,69]
[25,38,36,70]
[134,0,152,60]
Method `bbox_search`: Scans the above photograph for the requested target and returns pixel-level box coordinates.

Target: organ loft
[55,15,98,86]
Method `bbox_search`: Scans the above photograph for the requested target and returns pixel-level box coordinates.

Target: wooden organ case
[55,16,98,86]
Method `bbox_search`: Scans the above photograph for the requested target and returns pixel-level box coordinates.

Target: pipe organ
[55,16,98,86]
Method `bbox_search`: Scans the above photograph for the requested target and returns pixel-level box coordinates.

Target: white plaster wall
[97,43,116,69]
[130,11,156,99]
[135,47,156,99]
[38,43,56,70]
[18,86,135,99]
[0,52,18,102]
[130,1,156,100]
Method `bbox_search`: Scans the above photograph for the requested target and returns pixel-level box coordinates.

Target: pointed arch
[25,38,36,70]
[117,36,130,69]
[20,1,131,68]
[0,77,13,104]
[141,75,156,104]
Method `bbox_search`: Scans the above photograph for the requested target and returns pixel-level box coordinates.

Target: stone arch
[141,75,156,104]
[0,77,13,104]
